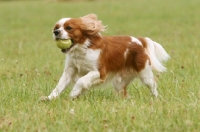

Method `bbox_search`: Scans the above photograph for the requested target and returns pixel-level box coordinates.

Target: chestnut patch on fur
[125,42,149,72]
[137,37,147,48]
[53,24,60,30]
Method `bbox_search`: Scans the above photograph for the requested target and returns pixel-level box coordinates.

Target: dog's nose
[53,30,60,36]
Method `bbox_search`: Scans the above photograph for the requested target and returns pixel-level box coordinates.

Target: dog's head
[53,14,107,53]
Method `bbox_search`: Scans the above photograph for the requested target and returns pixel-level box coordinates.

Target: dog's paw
[38,96,49,102]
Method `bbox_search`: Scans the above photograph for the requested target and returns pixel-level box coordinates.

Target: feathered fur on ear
[80,14,107,35]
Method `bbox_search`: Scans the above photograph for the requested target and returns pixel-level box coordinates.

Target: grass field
[0,0,200,131]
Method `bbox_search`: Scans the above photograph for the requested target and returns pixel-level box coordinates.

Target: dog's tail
[142,37,170,72]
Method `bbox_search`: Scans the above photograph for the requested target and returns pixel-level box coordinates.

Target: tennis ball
[56,39,72,49]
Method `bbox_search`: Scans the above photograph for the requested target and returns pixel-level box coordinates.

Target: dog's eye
[65,26,72,30]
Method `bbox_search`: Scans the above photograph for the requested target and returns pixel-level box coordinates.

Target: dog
[40,14,170,101]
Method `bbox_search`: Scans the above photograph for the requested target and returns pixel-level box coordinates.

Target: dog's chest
[68,48,101,74]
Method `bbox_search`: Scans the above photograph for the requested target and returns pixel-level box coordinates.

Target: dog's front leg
[47,67,76,100]
[69,71,101,99]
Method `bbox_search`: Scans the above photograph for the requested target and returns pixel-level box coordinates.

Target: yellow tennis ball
[56,39,72,49]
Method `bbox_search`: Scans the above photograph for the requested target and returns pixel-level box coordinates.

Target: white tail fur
[144,38,170,72]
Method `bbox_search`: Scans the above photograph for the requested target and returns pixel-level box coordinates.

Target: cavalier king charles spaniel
[40,14,170,101]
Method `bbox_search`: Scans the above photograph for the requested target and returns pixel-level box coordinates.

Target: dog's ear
[80,14,107,35]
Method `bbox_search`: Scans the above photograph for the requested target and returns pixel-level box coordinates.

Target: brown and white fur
[45,14,170,100]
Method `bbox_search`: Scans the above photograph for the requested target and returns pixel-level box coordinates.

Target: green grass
[0,0,200,131]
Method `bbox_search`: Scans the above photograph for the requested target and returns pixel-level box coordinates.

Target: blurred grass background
[0,0,200,132]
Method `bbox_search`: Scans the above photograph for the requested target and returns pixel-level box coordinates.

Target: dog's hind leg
[138,61,158,97]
